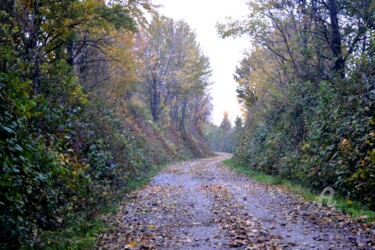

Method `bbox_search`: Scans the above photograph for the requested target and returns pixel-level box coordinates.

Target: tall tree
[135,16,211,125]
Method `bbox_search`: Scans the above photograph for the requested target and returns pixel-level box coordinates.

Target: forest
[0,0,374,248]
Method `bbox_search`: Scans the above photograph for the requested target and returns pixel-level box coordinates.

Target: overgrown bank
[0,1,212,248]
[218,0,375,210]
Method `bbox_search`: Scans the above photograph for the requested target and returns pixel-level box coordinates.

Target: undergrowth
[37,163,168,249]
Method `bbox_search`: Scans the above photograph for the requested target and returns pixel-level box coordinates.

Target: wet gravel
[98,154,375,249]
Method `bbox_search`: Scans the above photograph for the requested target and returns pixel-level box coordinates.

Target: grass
[223,158,375,222]
[38,216,106,250]
[125,163,168,191]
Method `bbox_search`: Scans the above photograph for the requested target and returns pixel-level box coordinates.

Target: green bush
[235,64,375,209]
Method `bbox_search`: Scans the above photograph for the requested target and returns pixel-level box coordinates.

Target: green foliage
[0,0,152,247]
[0,0,212,247]
[222,0,375,210]
[300,77,375,206]
[234,60,375,209]
[88,142,116,180]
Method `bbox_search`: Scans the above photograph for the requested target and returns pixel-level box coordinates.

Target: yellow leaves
[340,138,350,147]
[266,0,275,8]
[128,241,137,247]
[301,142,310,152]
[69,86,89,106]
[63,18,74,27]
[58,153,70,166]
[360,160,366,167]
[338,138,351,155]
[369,119,375,125]
[124,241,137,250]
[57,151,87,178]
[104,31,138,104]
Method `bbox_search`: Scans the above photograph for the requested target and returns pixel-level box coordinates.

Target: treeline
[0,0,212,248]
[218,0,375,208]
[205,112,243,153]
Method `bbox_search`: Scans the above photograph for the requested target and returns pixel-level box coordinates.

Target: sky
[153,0,250,125]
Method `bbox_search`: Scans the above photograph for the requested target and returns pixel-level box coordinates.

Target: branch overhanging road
[98,154,375,249]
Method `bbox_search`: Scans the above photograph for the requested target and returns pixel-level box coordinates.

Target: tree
[218,0,374,82]
[205,112,241,153]
[218,0,375,208]
[0,0,152,247]
[220,111,232,132]
[135,16,212,126]
[234,116,243,131]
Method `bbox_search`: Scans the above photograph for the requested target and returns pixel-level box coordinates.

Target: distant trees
[218,0,375,208]
[205,113,243,153]
[221,112,232,132]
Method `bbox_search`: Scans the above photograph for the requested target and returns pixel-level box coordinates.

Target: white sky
[153,0,250,125]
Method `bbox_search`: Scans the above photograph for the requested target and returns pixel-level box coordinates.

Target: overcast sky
[153,0,250,125]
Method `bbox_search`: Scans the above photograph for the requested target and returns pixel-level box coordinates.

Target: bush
[235,65,375,209]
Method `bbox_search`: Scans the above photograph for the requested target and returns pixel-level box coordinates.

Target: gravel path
[98,154,375,249]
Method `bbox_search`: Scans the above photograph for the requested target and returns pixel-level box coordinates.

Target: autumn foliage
[218,0,375,209]
[0,1,212,248]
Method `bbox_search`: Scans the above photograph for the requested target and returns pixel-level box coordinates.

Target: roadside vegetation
[0,1,213,248]
[1,0,374,248]
[218,0,375,211]
[224,159,375,222]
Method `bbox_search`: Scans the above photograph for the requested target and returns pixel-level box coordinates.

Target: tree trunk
[150,77,160,122]
[328,0,345,78]
[179,98,187,132]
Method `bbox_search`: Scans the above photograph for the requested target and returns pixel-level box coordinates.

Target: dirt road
[98,154,374,249]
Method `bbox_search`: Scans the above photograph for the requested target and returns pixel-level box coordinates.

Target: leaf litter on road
[98,154,375,249]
